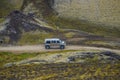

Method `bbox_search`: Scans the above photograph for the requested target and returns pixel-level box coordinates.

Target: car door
[50,40,55,48]
[50,40,60,48]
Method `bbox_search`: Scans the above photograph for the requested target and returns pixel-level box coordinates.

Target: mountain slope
[0,10,54,44]
[52,0,120,27]
[21,0,120,37]
[0,0,120,45]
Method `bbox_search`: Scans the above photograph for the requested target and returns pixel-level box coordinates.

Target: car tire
[60,45,65,49]
[45,45,50,49]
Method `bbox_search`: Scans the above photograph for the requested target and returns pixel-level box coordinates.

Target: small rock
[101,51,114,56]
[68,56,76,62]
[79,55,86,59]
[101,51,120,60]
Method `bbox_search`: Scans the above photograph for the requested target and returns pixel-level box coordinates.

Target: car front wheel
[45,45,50,49]
[60,45,65,49]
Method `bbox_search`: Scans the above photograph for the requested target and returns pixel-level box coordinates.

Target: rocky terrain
[0,50,120,80]
[4,51,120,67]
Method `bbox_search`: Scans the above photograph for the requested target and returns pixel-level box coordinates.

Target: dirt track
[0,45,120,54]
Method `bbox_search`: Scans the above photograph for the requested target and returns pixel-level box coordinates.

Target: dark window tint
[46,41,50,43]
[52,41,56,43]
[57,41,60,43]
[54,41,56,43]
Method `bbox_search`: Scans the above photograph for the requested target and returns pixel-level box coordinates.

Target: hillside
[53,0,120,27]
[0,0,120,27]
[21,0,120,37]
[0,0,120,45]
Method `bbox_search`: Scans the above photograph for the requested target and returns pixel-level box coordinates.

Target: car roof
[45,38,60,41]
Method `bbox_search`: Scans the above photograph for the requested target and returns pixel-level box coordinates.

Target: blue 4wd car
[44,38,66,49]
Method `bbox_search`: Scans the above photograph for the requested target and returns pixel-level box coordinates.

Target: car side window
[46,41,50,44]
[57,40,60,43]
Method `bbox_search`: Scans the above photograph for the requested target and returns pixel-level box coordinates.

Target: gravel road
[0,45,120,54]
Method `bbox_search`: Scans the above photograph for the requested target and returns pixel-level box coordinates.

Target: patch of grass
[0,0,15,17]
[38,74,57,80]
[85,41,109,45]
[0,50,119,80]
[85,40,120,49]
[0,0,23,17]
[45,15,120,38]
[0,18,5,23]
[0,62,119,80]
[45,50,79,55]
[18,32,54,45]
[0,50,78,68]
[0,52,39,68]
[65,32,76,38]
